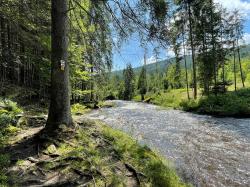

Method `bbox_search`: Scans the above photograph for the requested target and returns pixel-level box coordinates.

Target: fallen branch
[125,163,146,185]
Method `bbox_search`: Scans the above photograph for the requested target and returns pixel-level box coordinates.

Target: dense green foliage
[0,0,112,102]
[137,66,147,100]
[181,89,250,117]
[0,99,22,184]
[122,64,135,100]
[0,99,22,144]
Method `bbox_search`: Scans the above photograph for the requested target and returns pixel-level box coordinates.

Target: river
[84,100,250,187]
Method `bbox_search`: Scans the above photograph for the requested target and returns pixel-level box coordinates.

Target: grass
[134,89,193,109]
[135,88,250,117]
[102,122,188,187]
[181,88,250,117]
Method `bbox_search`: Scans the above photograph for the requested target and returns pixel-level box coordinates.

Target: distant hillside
[112,44,250,77]
[111,57,183,77]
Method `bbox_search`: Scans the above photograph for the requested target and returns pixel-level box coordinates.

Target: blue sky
[112,0,250,71]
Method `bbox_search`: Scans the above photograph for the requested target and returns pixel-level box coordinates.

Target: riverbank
[0,98,188,186]
[134,88,250,117]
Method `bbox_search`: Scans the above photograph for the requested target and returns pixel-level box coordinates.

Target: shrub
[2,99,22,115]
[71,103,88,115]
[0,114,14,128]
[180,99,199,111]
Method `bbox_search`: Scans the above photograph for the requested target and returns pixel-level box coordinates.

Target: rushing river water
[84,100,250,187]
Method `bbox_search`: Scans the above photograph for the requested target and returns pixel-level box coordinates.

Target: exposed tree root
[2,117,143,187]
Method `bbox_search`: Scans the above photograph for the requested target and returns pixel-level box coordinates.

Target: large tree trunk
[182,30,190,100]
[0,16,6,82]
[141,94,144,101]
[187,3,197,99]
[237,39,245,88]
[233,42,237,91]
[46,0,72,131]
[210,0,217,91]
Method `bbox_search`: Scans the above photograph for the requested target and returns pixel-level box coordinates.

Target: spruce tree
[138,66,147,101]
[123,64,135,100]
[46,0,72,131]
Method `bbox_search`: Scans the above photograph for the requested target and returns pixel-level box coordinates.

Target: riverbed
[84,100,250,187]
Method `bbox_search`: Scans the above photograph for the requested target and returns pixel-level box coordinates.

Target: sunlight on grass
[134,88,250,117]
[101,122,189,187]
[71,103,89,115]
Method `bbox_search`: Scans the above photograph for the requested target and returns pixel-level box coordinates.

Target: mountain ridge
[111,44,250,77]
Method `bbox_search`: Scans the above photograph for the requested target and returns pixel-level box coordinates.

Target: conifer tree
[138,66,147,101]
[123,64,135,100]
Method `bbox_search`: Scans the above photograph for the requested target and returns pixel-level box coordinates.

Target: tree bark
[210,0,217,90]
[1,16,6,82]
[187,3,197,99]
[233,42,237,91]
[141,94,144,101]
[237,40,245,88]
[46,0,72,131]
[182,21,190,100]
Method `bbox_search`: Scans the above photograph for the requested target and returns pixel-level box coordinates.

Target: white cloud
[166,49,175,58]
[141,56,157,65]
[214,0,250,18]
[243,33,250,44]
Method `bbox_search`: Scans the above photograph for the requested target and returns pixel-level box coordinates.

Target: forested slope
[112,44,250,77]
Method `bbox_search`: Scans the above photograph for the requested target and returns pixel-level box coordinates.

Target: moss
[16,160,26,166]
[0,110,8,115]
[4,125,21,135]
[57,143,76,154]
[46,144,58,154]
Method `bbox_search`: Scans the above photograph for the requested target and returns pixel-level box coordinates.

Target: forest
[0,0,249,186]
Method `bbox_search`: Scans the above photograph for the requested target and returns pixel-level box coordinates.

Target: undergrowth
[181,88,250,117]
[71,103,89,115]
[0,98,23,185]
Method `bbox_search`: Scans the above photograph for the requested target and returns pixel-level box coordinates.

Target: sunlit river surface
[84,100,250,187]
